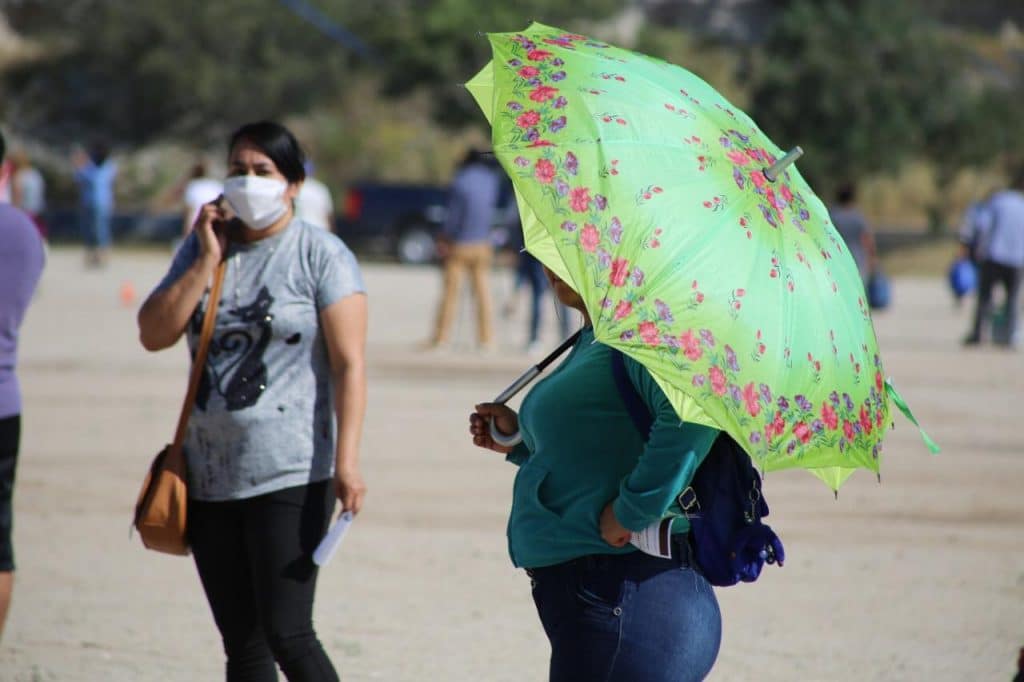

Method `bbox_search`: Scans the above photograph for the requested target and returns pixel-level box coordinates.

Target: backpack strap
[609,350,653,440]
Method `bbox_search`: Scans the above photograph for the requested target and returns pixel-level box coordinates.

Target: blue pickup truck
[333,182,449,264]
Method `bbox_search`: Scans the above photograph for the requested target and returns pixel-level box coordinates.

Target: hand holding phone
[195,195,231,264]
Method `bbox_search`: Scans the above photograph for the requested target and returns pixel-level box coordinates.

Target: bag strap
[609,350,653,440]
[171,259,227,449]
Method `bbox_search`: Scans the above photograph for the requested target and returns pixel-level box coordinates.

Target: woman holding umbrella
[470,266,723,682]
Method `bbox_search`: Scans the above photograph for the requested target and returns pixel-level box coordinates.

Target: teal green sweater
[506,328,719,568]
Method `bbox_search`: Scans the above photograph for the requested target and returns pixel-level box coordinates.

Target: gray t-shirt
[155,219,365,501]
[830,205,868,279]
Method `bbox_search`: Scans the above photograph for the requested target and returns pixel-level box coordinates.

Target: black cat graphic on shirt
[193,286,274,411]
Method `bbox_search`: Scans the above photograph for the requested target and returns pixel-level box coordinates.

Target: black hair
[836,181,857,205]
[0,129,5,164]
[90,141,110,165]
[228,121,306,183]
[461,147,485,168]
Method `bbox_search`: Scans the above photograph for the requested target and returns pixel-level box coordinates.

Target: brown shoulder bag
[133,260,227,555]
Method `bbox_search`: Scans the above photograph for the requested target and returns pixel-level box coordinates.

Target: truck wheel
[397,226,436,265]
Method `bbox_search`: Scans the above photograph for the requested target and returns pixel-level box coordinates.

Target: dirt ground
[0,247,1021,681]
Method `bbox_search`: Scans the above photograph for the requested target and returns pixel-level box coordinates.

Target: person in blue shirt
[470,267,722,682]
[72,142,118,268]
[964,170,1024,348]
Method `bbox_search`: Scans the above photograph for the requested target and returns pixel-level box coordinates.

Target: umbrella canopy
[468,23,935,490]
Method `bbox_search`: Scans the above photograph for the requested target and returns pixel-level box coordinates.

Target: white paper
[629,517,674,559]
[313,511,354,566]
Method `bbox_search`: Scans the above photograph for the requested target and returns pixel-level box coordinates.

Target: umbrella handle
[764,146,804,182]
[489,418,523,447]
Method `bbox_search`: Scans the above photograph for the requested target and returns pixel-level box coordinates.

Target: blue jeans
[527,536,721,682]
[81,205,112,248]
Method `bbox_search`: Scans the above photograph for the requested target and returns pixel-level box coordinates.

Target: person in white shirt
[181,162,223,236]
[295,162,334,231]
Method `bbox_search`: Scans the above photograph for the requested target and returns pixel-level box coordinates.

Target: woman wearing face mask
[138,121,366,681]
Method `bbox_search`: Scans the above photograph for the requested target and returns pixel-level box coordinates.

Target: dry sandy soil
[0,247,1021,681]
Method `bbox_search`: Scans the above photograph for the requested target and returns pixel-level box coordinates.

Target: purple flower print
[508,59,523,67]
[719,136,731,148]
[598,248,612,268]
[526,128,540,142]
[874,354,882,368]
[733,167,745,190]
[551,71,567,81]
[594,194,608,210]
[799,209,810,221]
[838,438,846,452]
[777,396,790,411]
[760,204,778,228]
[630,267,644,287]
[556,179,570,197]
[843,393,854,411]
[700,329,715,347]
[565,151,579,175]
[514,156,530,167]
[553,96,568,109]
[729,129,750,143]
[729,385,742,403]
[786,441,797,454]
[663,334,680,349]
[853,422,863,435]
[601,297,613,309]
[560,220,577,232]
[549,116,567,133]
[872,445,880,459]
[725,345,739,372]
[812,420,824,433]
[620,330,635,341]
[609,217,623,244]
[507,101,524,111]
[795,395,812,411]
[692,374,706,387]
[551,58,565,66]
[749,431,761,444]
[527,78,542,87]
[829,390,840,406]
[655,299,674,323]
[759,383,772,404]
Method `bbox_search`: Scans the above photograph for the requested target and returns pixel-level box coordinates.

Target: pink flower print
[529,85,559,102]
[695,292,705,303]
[794,421,811,444]
[743,383,761,417]
[527,49,554,61]
[534,158,556,184]
[613,300,633,320]
[609,217,623,244]
[564,152,578,175]
[580,223,600,252]
[680,330,702,361]
[570,187,591,212]
[516,110,541,128]
[638,321,660,346]
[875,371,883,392]
[843,420,855,441]
[750,170,766,189]
[765,186,781,211]
[821,403,838,430]
[859,406,873,435]
[518,66,540,78]
[514,156,530,167]
[727,150,750,166]
[875,409,884,428]
[780,184,794,203]
[527,140,555,148]
[609,258,630,287]
[771,412,786,437]
[709,366,727,395]
[665,103,676,111]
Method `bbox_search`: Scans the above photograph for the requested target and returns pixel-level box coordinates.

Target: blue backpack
[610,351,784,587]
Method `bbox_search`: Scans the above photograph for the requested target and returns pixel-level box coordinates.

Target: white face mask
[223,175,289,230]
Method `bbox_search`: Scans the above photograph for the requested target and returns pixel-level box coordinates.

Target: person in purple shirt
[72,141,118,268]
[0,129,46,640]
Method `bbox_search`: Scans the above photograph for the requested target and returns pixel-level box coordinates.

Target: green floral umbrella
[468,23,936,491]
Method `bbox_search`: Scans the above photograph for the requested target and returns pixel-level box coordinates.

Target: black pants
[188,480,338,682]
[0,415,20,572]
[970,260,1022,345]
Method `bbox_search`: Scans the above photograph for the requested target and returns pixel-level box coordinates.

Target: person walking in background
[181,160,223,237]
[829,181,878,286]
[0,130,47,641]
[295,161,335,231]
[9,150,46,240]
[426,148,501,350]
[137,121,367,680]
[469,266,722,681]
[72,142,118,268]
[963,169,1024,349]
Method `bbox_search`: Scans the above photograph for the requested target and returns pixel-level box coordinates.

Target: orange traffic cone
[119,280,136,307]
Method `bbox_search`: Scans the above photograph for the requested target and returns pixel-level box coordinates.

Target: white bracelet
[489,419,523,447]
